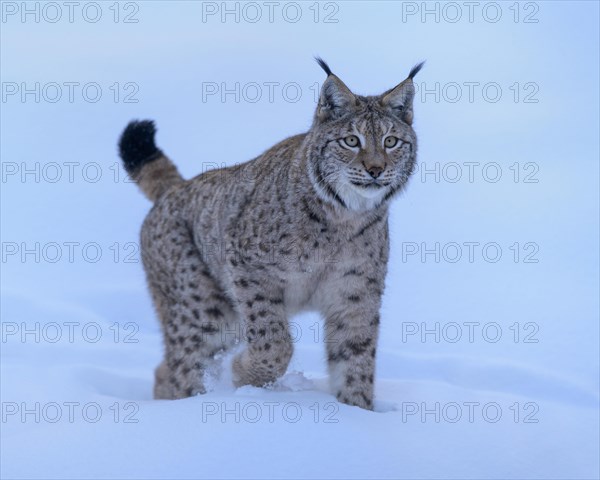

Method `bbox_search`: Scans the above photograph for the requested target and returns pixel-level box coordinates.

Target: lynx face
[307,61,422,211]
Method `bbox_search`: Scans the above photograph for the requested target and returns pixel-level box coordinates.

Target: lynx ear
[315,57,357,122]
[381,61,424,125]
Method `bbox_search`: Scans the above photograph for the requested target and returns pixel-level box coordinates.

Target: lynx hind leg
[143,220,241,399]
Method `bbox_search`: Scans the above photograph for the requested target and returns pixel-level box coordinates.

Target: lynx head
[306,58,424,211]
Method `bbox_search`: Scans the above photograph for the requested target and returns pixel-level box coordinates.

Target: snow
[1,2,599,479]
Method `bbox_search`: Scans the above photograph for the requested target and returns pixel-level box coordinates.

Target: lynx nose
[366,165,384,179]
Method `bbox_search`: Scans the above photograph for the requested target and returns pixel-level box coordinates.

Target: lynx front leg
[319,272,383,410]
[325,310,379,410]
[231,281,293,387]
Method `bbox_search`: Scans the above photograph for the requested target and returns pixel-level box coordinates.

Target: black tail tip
[118,119,162,174]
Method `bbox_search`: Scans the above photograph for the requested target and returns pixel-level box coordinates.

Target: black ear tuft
[118,120,162,174]
[314,56,333,76]
[408,61,425,80]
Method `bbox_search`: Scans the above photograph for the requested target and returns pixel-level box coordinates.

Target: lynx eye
[384,136,399,148]
[343,135,360,148]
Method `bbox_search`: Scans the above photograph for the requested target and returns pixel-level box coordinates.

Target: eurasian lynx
[118,59,423,410]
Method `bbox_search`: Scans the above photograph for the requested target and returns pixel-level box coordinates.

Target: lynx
[118,59,423,410]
